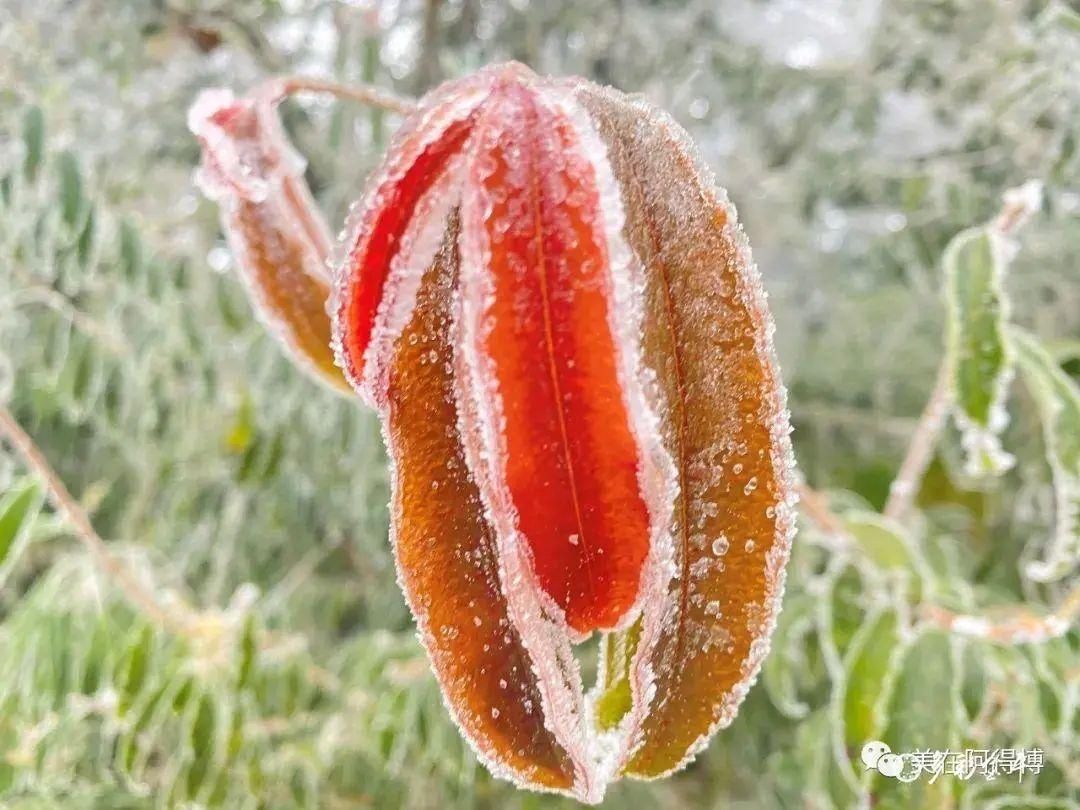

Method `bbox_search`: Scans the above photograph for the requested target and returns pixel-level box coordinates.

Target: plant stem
[277,76,417,116]
[795,482,850,544]
[882,361,951,521]
[882,179,1042,522]
[0,405,191,635]
[922,583,1080,644]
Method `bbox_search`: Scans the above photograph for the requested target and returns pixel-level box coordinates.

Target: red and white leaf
[188,85,347,392]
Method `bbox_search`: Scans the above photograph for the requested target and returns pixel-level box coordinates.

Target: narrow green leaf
[120,625,155,714]
[77,204,96,267]
[22,106,45,180]
[0,479,45,583]
[943,226,1014,477]
[119,219,142,279]
[843,610,904,752]
[236,613,257,690]
[186,692,217,798]
[594,618,641,731]
[56,150,85,229]
[1011,327,1080,582]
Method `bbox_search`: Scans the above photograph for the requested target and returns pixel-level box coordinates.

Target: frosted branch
[0,405,193,635]
[276,76,417,116]
[882,361,951,521]
[922,584,1080,645]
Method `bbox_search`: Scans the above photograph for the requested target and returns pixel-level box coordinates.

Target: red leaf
[455,81,662,637]
[188,86,348,393]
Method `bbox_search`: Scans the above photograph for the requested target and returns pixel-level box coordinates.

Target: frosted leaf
[942,226,1015,478]
[1011,328,1080,582]
[332,73,495,409]
[455,76,671,638]
[574,81,796,779]
[380,221,582,798]
[187,84,349,394]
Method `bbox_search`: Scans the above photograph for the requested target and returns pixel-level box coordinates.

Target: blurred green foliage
[0,1,1078,807]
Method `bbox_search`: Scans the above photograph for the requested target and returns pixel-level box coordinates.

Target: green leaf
[1011,327,1080,582]
[56,150,85,229]
[119,625,155,714]
[186,692,217,798]
[76,204,96,267]
[22,106,45,180]
[1038,1,1080,34]
[873,632,960,810]
[843,610,904,753]
[943,226,1014,478]
[594,618,641,731]
[118,219,142,279]
[0,478,45,584]
[236,614,257,690]
[844,512,918,573]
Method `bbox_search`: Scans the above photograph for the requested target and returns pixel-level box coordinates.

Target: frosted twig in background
[882,361,951,521]
[922,583,1080,645]
[279,76,417,116]
[0,405,193,635]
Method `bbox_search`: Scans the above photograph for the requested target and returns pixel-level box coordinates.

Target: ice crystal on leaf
[191,62,794,803]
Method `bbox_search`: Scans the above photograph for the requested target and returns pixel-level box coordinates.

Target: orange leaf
[189,85,349,393]
[577,83,796,778]
[383,216,592,798]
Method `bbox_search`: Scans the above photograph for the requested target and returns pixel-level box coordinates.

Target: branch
[276,76,417,116]
[882,361,951,521]
[795,482,850,547]
[414,0,444,94]
[0,405,192,635]
[922,583,1080,645]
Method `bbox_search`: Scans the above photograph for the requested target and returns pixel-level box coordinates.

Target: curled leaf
[1012,327,1080,582]
[335,63,675,639]
[188,85,349,394]
[382,219,587,797]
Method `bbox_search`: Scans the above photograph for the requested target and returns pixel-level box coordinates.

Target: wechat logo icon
[861,740,907,779]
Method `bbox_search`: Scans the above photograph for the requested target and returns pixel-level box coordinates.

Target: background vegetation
[0,1,1077,807]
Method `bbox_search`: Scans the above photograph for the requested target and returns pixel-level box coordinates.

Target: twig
[277,76,417,116]
[0,405,191,635]
[795,482,850,545]
[882,361,951,521]
[922,583,1080,645]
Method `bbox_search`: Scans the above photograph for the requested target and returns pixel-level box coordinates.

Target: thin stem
[795,482,850,545]
[882,361,951,521]
[278,76,417,116]
[0,405,191,635]
[922,583,1080,645]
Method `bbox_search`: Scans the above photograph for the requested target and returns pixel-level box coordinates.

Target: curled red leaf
[189,84,349,393]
